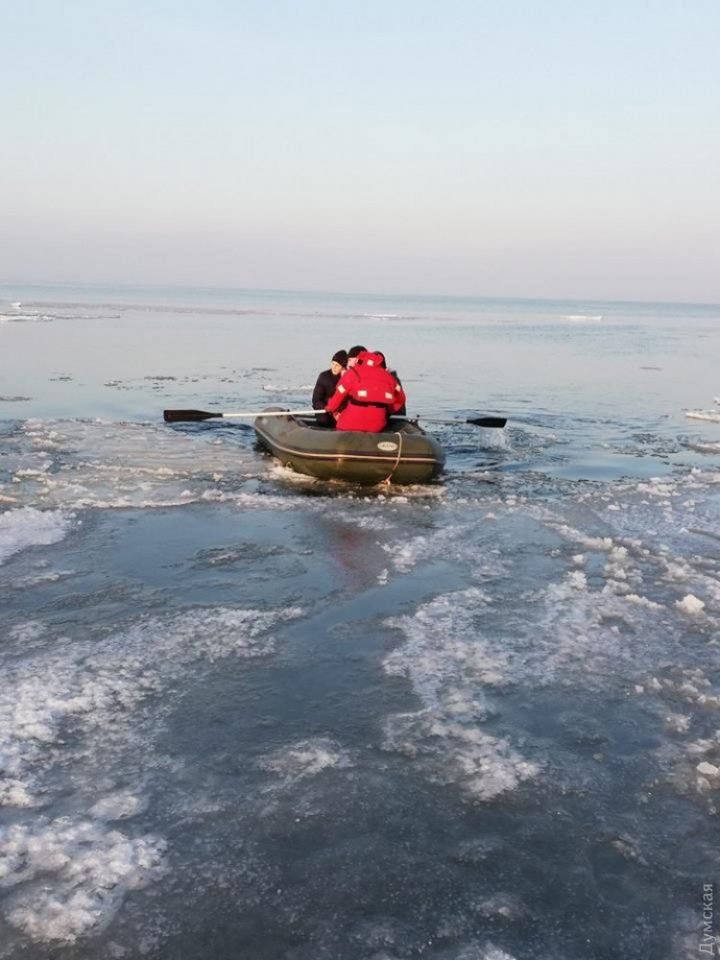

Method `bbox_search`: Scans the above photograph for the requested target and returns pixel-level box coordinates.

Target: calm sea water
[1,284,720,959]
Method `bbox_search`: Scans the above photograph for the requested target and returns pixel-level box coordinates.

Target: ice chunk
[665,714,691,733]
[0,818,166,942]
[676,594,705,615]
[0,508,72,565]
[625,593,661,609]
[384,589,505,706]
[0,605,303,808]
[555,525,614,551]
[258,737,352,786]
[89,793,147,821]
[473,892,527,920]
[382,712,539,802]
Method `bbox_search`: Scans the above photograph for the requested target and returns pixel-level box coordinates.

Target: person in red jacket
[326,350,406,432]
[375,351,407,417]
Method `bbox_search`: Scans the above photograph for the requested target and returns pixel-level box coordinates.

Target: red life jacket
[326,352,402,431]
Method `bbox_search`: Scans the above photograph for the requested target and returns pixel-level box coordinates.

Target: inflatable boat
[254,408,445,485]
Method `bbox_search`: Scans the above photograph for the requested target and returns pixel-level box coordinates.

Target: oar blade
[163,409,222,423]
[466,416,507,429]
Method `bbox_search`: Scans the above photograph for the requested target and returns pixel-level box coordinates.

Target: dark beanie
[332,350,348,367]
[348,344,367,358]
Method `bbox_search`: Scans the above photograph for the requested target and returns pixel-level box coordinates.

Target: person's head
[347,345,367,368]
[330,350,348,375]
[357,350,384,367]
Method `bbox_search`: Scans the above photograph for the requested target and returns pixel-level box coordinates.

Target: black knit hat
[331,350,348,367]
[347,344,367,358]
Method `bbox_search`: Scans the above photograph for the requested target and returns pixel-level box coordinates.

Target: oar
[164,408,507,428]
[392,414,507,429]
[163,408,317,423]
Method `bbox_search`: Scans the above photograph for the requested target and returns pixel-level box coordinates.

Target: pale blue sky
[2,1,719,300]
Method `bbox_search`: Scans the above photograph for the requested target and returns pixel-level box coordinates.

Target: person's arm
[327,367,359,413]
[325,379,348,414]
[390,379,406,414]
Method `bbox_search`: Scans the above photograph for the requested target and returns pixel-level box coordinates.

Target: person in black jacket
[312,350,348,427]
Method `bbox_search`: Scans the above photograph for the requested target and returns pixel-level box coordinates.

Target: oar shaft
[390,415,507,428]
[225,409,317,418]
[163,408,318,423]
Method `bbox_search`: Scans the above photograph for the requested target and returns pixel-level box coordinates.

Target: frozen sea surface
[1,285,720,959]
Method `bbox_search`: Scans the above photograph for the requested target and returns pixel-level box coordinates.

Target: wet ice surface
[1,289,720,958]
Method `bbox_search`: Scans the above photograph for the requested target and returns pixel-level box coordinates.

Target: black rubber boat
[254,408,445,485]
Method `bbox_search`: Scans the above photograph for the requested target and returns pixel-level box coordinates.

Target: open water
[1,284,720,959]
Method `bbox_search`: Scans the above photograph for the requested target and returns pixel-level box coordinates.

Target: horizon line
[0,278,719,310]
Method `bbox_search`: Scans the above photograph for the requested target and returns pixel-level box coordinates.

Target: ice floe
[382,589,538,801]
[258,737,352,786]
[262,382,313,393]
[0,606,302,810]
[473,892,528,921]
[382,711,539,802]
[0,818,166,943]
[0,507,72,565]
[89,792,148,821]
[1,419,293,511]
[676,593,706,616]
[384,589,506,705]
[0,603,305,944]
[686,410,720,423]
[381,521,506,576]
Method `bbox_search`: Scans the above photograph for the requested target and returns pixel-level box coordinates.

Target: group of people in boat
[312,344,406,431]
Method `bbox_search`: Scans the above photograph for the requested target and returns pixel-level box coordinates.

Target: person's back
[312,350,347,427]
[326,351,404,432]
[376,352,407,417]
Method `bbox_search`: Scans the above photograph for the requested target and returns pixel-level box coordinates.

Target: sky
[2,0,719,301]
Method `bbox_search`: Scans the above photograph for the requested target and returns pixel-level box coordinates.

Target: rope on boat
[382,431,404,484]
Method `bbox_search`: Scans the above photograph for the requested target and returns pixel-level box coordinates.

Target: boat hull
[254,409,445,485]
